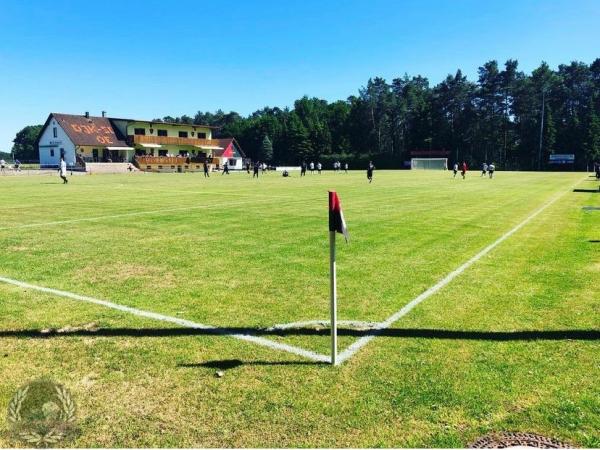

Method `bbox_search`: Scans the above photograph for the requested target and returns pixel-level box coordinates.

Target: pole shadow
[177,359,325,370]
[573,188,599,193]
[1,327,598,340]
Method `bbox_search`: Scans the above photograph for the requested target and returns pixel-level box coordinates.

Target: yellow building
[37,112,245,172]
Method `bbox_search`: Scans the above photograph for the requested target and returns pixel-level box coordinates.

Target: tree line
[12,58,600,169]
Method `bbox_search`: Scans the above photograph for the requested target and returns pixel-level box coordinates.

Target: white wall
[223,157,243,170]
[38,118,76,167]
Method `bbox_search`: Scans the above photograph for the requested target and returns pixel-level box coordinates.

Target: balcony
[132,134,220,147]
[135,155,219,165]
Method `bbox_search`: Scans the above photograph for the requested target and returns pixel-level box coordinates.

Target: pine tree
[543,104,556,159]
[584,99,600,163]
[287,114,313,162]
[260,135,273,162]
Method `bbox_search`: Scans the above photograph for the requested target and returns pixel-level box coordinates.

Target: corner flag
[328,191,349,365]
[328,191,349,242]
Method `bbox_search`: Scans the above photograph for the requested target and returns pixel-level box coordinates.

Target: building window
[134,128,146,135]
[60,148,65,158]
[197,132,206,139]
[50,149,55,157]
[157,129,167,137]
[146,166,151,170]
[228,158,236,166]
[53,127,58,138]
[178,131,188,138]
[171,165,175,169]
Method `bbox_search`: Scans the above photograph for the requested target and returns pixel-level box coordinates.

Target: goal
[411,158,448,170]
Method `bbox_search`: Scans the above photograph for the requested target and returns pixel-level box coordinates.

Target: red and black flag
[329,191,349,242]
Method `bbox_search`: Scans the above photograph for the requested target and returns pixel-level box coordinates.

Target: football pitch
[0,170,598,447]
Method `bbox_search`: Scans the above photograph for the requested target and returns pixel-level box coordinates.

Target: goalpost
[410,158,448,170]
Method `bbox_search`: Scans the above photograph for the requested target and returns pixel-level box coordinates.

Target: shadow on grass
[589,240,600,243]
[177,359,325,370]
[1,327,599,340]
[573,188,599,193]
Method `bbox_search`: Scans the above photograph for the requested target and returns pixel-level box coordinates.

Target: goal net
[411,158,448,170]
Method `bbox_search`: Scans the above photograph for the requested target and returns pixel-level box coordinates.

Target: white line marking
[336,185,576,364]
[268,320,379,331]
[0,275,330,363]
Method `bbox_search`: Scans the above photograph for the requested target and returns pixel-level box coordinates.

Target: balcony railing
[132,134,220,147]
[135,156,219,165]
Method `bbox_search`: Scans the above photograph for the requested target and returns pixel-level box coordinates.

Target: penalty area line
[336,183,579,365]
[0,275,330,364]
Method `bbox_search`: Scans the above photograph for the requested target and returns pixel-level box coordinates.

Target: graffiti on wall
[70,123,115,144]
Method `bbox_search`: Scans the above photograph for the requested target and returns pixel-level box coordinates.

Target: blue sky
[1,0,599,152]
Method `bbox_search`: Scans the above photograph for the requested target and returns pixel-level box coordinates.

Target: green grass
[0,170,598,447]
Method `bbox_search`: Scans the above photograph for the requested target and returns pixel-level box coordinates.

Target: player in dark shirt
[367,161,375,183]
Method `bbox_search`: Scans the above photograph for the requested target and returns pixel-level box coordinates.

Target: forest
[12,58,600,170]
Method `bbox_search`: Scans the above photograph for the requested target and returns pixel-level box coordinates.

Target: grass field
[0,169,598,447]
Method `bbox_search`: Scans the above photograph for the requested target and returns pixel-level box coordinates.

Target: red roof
[213,138,245,158]
[51,113,129,147]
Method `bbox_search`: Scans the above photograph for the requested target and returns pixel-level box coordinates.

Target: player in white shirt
[0,159,6,174]
[453,163,458,178]
[481,163,488,177]
[59,157,68,184]
[488,163,495,178]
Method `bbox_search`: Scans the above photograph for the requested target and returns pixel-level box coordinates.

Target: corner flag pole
[329,228,337,365]
[328,190,348,366]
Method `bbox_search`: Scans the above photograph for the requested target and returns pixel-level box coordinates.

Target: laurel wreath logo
[7,381,76,447]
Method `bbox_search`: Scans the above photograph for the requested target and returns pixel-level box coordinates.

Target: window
[197,132,206,139]
[158,165,163,169]
[60,148,65,158]
[146,166,151,170]
[171,165,175,169]
[134,128,146,135]
[178,131,188,138]
[50,149,55,157]
[53,127,58,138]
[157,129,167,137]
[228,158,236,166]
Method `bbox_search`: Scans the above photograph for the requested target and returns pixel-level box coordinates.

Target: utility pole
[538,89,546,171]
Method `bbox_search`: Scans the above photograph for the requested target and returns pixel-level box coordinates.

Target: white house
[36,112,131,168]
